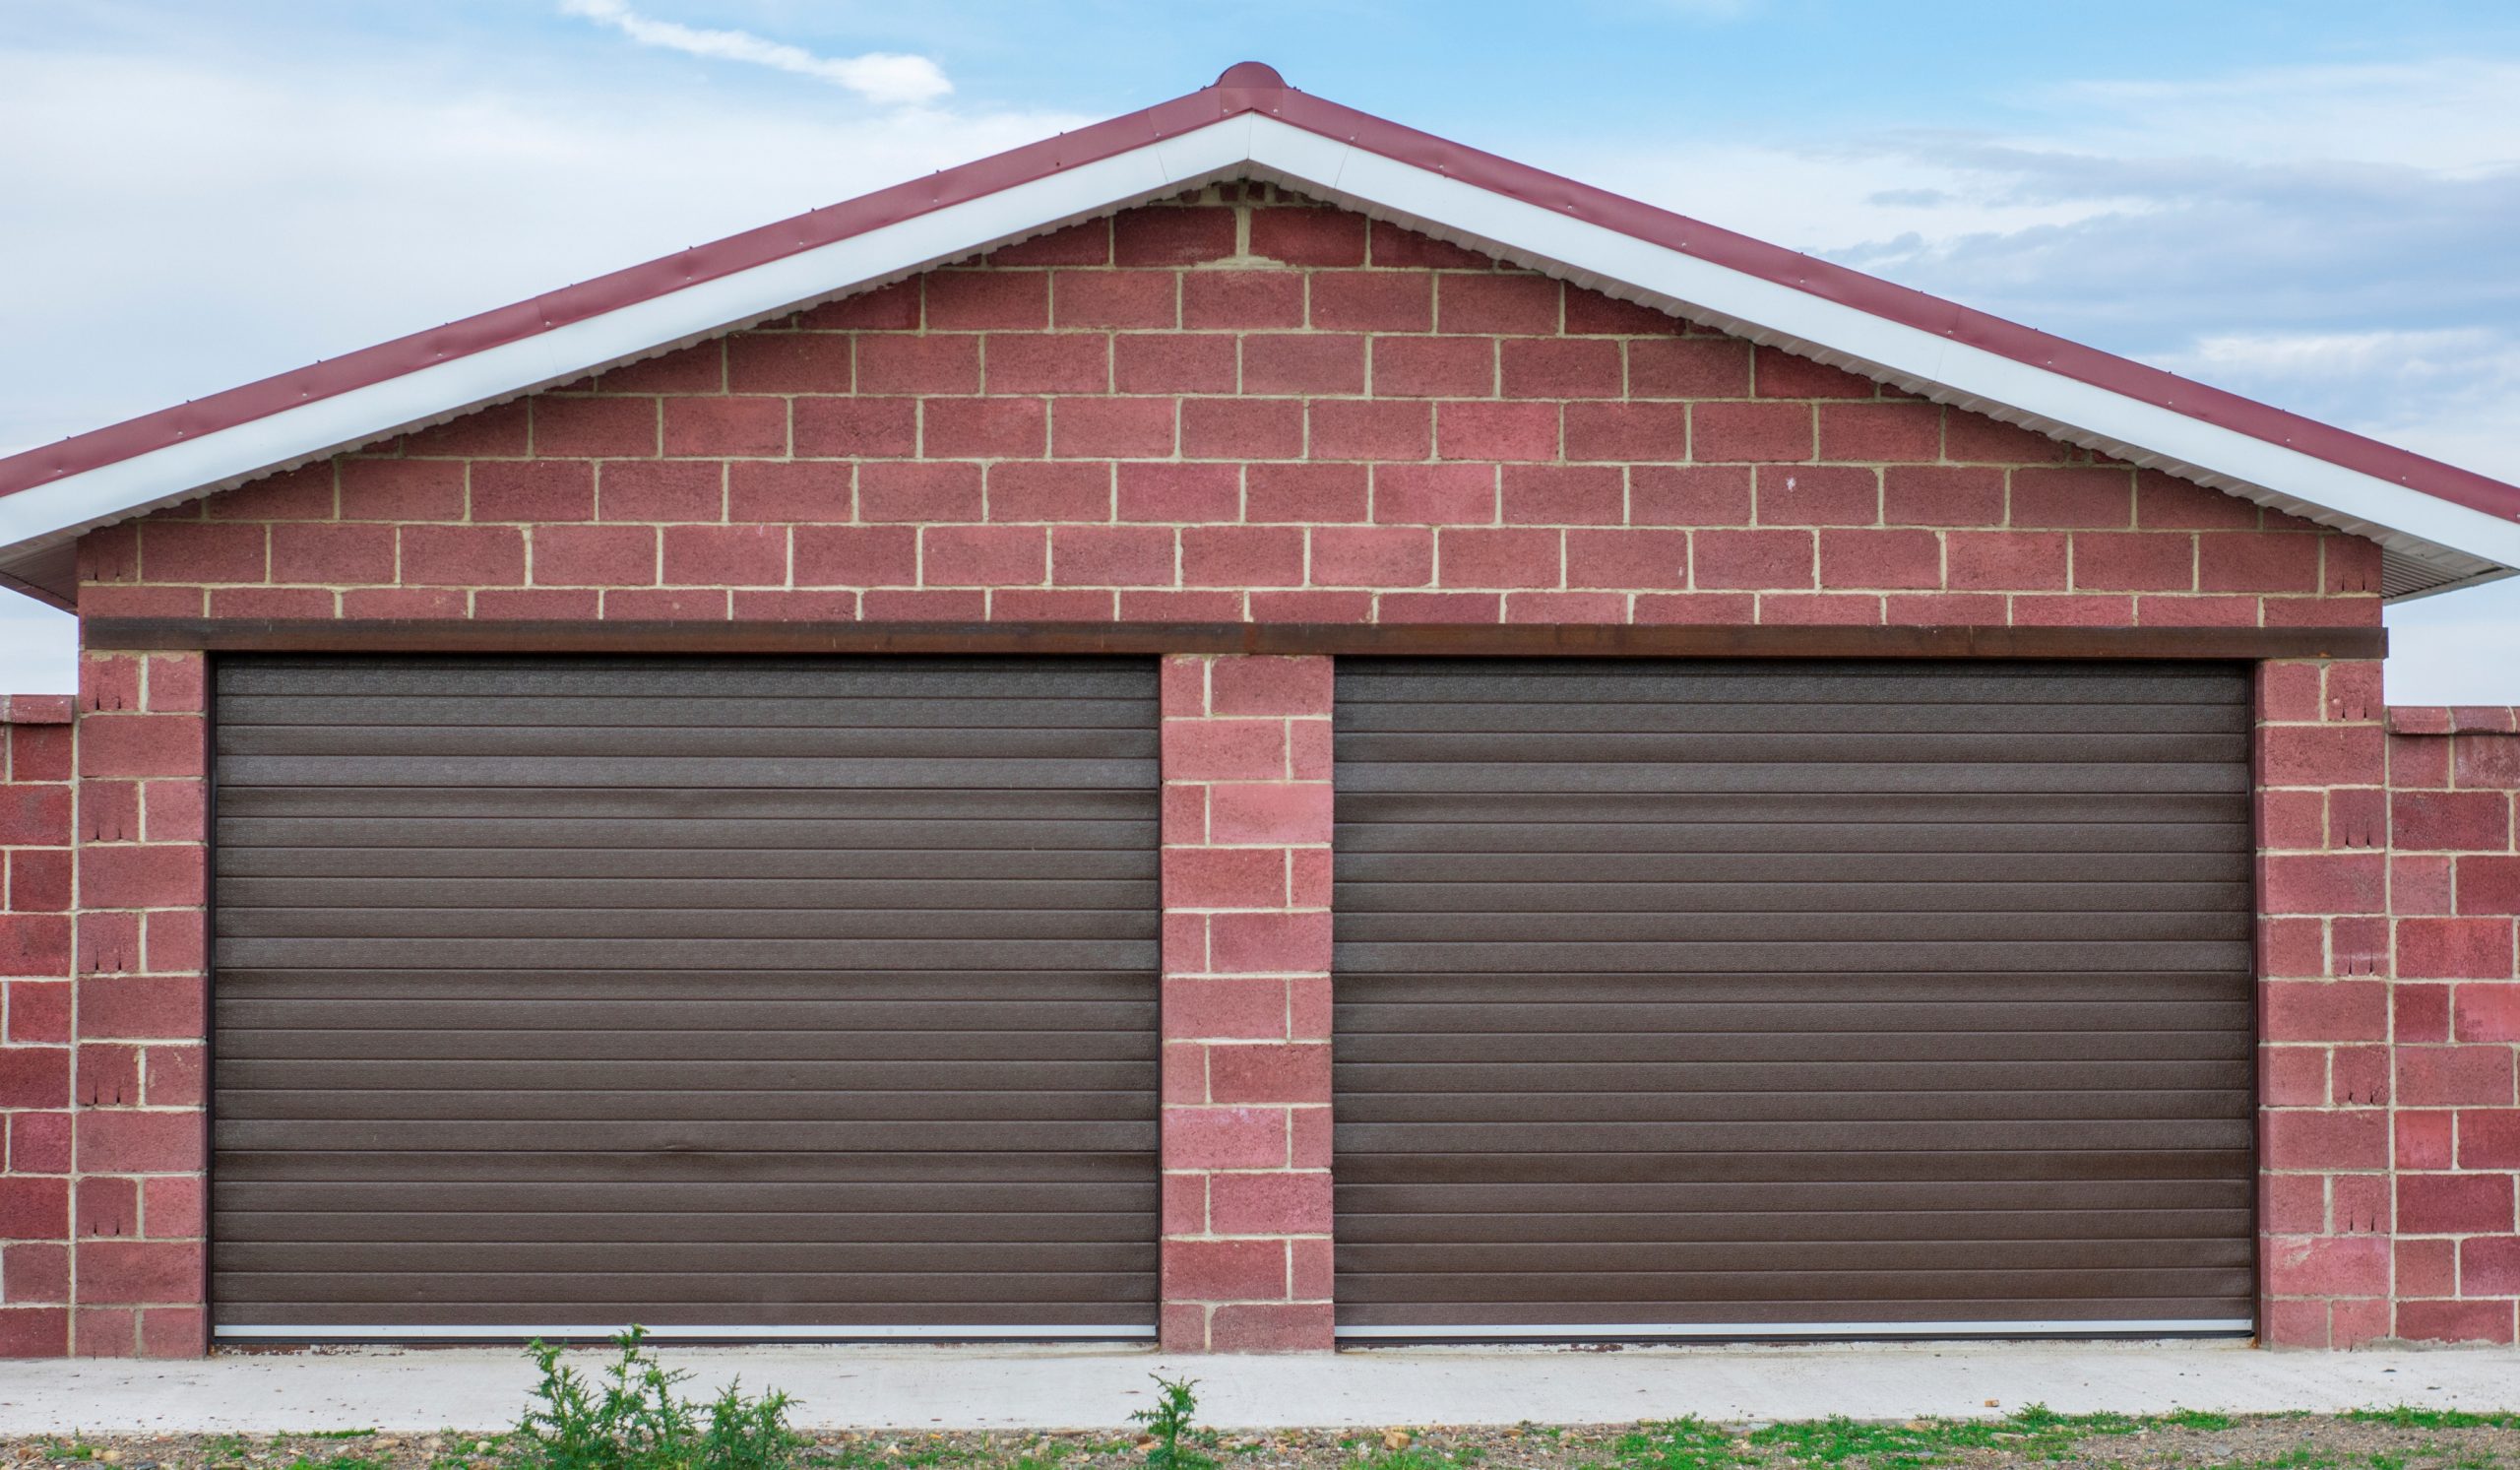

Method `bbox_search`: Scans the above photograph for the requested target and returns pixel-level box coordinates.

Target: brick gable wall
[73,185,2378,629]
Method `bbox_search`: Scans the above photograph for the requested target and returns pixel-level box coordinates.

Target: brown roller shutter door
[1332,659,2254,1339]
[210,656,1159,1340]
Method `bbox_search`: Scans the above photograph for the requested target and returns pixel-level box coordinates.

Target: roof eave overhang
[6,95,2516,607]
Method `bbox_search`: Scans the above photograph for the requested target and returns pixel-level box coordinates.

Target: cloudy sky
[2,0,2514,697]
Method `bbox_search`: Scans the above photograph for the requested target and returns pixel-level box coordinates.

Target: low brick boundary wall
[2376,705,2520,1341]
[0,695,73,1356]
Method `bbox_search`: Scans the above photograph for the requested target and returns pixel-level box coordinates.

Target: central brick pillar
[2256,657,2393,1346]
[1156,654,1335,1352]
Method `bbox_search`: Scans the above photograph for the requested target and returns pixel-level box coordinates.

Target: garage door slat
[218,1088,1159,1123]
[1337,1059,2248,1092]
[1336,1296,2250,1328]
[1335,793,2243,828]
[1335,939,2253,974]
[217,1208,1157,1244]
[1332,701,2243,735]
[218,877,1155,910]
[212,654,1159,1338]
[215,1181,1157,1211]
[218,936,1157,970]
[1331,658,2253,1338]
[220,848,1158,880]
[1336,1208,2254,1244]
[1342,1089,2249,1124]
[1342,877,2249,909]
[214,1271,1159,1307]
[217,693,1153,730]
[215,660,1154,698]
[1336,1180,2248,1211]
[218,1153,1153,1188]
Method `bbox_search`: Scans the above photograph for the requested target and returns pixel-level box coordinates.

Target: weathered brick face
[17,185,2503,1358]
[0,695,74,1358]
[75,187,2379,629]
[1158,655,1333,1351]
[68,655,209,1359]
[2375,707,2520,1345]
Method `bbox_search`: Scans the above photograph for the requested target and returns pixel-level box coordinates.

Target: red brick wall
[69,655,209,1358]
[2257,659,2395,1345]
[74,187,2378,630]
[18,184,2448,1357]
[0,695,73,1356]
[2381,706,2520,1343]
[1158,655,1334,1351]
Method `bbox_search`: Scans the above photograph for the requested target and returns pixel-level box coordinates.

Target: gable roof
[3,59,2515,609]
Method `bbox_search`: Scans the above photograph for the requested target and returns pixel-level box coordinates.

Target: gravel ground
[5,1411,2515,1470]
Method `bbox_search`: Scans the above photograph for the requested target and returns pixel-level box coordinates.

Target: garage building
[0,63,2514,1357]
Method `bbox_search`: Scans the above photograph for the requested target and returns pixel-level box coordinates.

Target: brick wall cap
[0,694,74,725]
[2391,705,2520,735]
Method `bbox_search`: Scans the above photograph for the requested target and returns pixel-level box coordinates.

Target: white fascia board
[0,118,1261,555]
[1239,115,2520,577]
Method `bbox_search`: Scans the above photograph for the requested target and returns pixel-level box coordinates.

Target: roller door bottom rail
[1333,1319,2253,1342]
[214,1324,1159,1342]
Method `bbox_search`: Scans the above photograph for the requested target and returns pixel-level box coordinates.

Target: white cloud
[0,46,1089,456]
[558,0,951,106]
[2044,60,2520,173]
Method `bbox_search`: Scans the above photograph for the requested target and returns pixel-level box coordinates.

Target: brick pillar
[1156,654,1335,1352]
[0,695,76,1357]
[72,650,210,1357]
[2387,707,2520,1344]
[2256,657,2393,1346]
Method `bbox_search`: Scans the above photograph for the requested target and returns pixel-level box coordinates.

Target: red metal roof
[5,60,2518,529]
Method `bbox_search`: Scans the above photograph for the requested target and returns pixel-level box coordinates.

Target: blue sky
[2,0,2515,695]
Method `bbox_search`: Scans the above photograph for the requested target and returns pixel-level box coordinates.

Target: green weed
[1128,1376,1212,1470]
[2347,1411,2520,1433]
[1343,1449,1474,1470]
[1738,1405,2241,1470]
[1612,1418,1750,1470]
[507,1326,803,1470]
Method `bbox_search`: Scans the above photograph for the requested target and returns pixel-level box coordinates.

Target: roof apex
[1213,61,1288,90]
